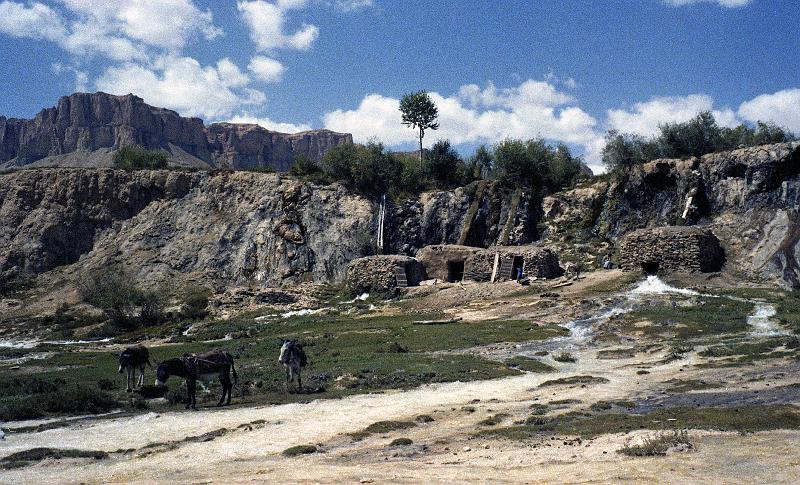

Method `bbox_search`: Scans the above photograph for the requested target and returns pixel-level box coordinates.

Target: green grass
[1,448,109,470]
[0,311,570,420]
[538,375,609,387]
[621,297,753,338]
[663,379,722,392]
[480,405,800,440]
[504,356,555,373]
[282,445,317,457]
[349,420,417,440]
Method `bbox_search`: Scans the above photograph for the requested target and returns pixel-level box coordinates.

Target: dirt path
[6,343,798,484]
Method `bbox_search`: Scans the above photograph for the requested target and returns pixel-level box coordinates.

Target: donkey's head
[118,350,133,373]
[278,339,295,364]
[155,358,181,386]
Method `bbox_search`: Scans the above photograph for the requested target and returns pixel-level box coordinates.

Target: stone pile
[345,256,426,293]
[619,226,725,273]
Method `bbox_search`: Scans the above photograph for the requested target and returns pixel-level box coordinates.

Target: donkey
[155,350,238,410]
[118,345,152,392]
[278,339,307,392]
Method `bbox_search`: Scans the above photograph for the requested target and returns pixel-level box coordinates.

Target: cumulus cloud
[0,1,67,42]
[323,79,601,157]
[248,56,285,83]
[237,0,319,51]
[606,94,738,137]
[738,88,800,133]
[663,0,753,7]
[333,0,375,12]
[0,0,221,61]
[95,56,266,119]
[228,114,312,133]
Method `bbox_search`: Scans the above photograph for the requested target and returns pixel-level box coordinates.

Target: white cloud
[333,0,374,12]
[228,114,312,133]
[248,56,285,83]
[663,0,753,7]
[322,79,601,159]
[738,88,800,133]
[95,56,266,119]
[0,1,67,41]
[60,0,221,51]
[237,0,319,51]
[606,94,738,137]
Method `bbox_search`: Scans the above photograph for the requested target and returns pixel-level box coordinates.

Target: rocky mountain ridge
[0,92,352,171]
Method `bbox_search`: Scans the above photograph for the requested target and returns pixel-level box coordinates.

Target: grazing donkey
[155,350,238,410]
[278,339,307,392]
[118,345,152,392]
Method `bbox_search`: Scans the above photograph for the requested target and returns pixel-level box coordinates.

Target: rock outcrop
[543,142,800,287]
[0,92,352,170]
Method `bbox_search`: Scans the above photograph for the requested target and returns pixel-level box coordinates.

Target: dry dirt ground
[2,270,800,484]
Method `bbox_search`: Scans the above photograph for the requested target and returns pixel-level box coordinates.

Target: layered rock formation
[543,142,800,287]
[0,92,352,170]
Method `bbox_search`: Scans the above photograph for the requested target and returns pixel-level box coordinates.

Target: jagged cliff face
[0,169,533,289]
[543,142,800,287]
[0,92,352,171]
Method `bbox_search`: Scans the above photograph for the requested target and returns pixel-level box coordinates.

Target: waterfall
[377,193,386,253]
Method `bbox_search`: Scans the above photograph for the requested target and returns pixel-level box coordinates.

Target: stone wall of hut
[619,226,725,273]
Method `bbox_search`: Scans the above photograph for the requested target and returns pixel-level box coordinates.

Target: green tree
[426,140,465,189]
[400,91,439,166]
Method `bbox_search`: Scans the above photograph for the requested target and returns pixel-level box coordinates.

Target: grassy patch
[282,445,318,457]
[553,352,577,363]
[505,356,555,373]
[0,309,573,419]
[389,438,413,446]
[700,337,796,358]
[621,297,753,338]
[478,413,510,426]
[1,448,108,470]
[597,348,637,360]
[619,430,692,457]
[349,420,417,440]
[664,379,723,392]
[480,405,800,440]
[539,375,609,388]
[590,400,637,411]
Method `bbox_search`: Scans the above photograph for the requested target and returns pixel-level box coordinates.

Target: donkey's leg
[126,367,133,392]
[284,366,290,393]
[297,368,302,392]
[186,379,196,410]
[138,366,145,388]
[217,372,228,407]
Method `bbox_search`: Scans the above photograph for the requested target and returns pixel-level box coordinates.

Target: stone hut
[345,255,426,293]
[464,246,563,282]
[416,245,482,283]
[619,226,725,273]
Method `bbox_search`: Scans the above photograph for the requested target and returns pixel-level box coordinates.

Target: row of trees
[602,112,796,172]
[290,137,588,198]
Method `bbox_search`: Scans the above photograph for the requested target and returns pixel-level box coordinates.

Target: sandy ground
[3,272,800,484]
[3,342,799,485]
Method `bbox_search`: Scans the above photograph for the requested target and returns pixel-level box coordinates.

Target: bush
[113,145,169,170]
[180,285,212,319]
[603,112,796,172]
[289,154,322,177]
[619,430,692,457]
[80,269,167,329]
[425,140,466,189]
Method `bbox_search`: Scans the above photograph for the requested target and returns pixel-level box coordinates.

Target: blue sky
[0,0,798,170]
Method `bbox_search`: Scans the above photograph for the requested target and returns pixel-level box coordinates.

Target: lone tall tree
[400,91,439,165]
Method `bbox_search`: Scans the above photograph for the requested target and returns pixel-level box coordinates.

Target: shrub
[180,285,212,319]
[80,269,167,329]
[619,430,692,457]
[289,154,322,177]
[113,145,168,170]
[553,351,577,363]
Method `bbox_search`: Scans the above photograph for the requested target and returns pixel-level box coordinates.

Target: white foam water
[748,303,785,336]
[631,275,699,296]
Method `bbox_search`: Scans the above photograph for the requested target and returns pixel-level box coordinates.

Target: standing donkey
[278,339,307,392]
[118,345,152,392]
[155,350,238,410]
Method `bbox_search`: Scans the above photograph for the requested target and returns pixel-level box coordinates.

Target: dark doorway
[641,261,660,275]
[447,261,465,283]
[512,256,525,280]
